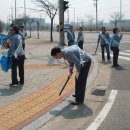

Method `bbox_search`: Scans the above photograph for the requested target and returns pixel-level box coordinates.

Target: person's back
[51,45,91,105]
[67,26,75,46]
[77,27,84,49]
[8,34,24,57]
[19,25,27,50]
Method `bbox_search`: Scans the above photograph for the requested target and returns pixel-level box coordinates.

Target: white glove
[76,72,79,79]
[68,72,72,78]
[14,53,17,58]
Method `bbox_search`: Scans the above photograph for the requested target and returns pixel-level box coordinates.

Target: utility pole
[72,7,75,30]
[11,7,14,23]
[24,0,27,31]
[59,0,65,46]
[15,0,16,22]
[58,0,69,46]
[67,8,70,24]
[120,0,122,31]
[93,0,98,32]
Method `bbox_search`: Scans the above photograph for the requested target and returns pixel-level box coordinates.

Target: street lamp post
[72,7,75,30]
[67,8,69,24]
[15,0,16,22]
[59,0,65,45]
[67,7,75,29]
[93,0,98,32]
[24,0,27,30]
[120,0,122,31]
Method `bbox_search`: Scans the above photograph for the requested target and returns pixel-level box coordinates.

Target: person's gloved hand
[68,72,72,78]
[14,53,17,58]
[76,72,79,79]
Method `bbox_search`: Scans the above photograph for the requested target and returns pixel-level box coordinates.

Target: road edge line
[86,89,118,130]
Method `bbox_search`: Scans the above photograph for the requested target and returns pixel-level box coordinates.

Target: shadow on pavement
[0,85,22,96]
[50,102,93,119]
[112,66,127,71]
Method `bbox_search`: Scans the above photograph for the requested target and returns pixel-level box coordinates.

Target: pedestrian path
[0,37,95,130]
[0,67,76,130]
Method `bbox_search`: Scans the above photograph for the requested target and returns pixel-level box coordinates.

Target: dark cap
[19,24,24,28]
[79,27,83,31]
[101,27,105,30]
[11,25,19,33]
[10,23,15,27]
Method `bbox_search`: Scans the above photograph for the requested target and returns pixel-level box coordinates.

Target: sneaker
[112,64,120,67]
[72,94,76,97]
[107,60,111,63]
[18,81,24,86]
[102,59,105,63]
[9,83,18,86]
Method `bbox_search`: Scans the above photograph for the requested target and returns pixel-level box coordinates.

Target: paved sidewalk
[0,38,96,130]
[0,37,112,130]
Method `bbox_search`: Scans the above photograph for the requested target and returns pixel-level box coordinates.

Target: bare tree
[0,20,4,33]
[86,15,95,32]
[37,21,40,39]
[110,12,124,28]
[32,0,58,42]
[26,16,34,38]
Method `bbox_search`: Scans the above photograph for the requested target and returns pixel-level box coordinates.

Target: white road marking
[98,53,130,61]
[124,50,130,53]
[86,90,118,130]
[119,52,130,56]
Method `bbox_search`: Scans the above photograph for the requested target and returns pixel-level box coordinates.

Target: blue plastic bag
[0,34,7,46]
[0,52,12,72]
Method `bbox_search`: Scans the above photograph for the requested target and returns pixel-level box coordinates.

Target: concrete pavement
[0,37,112,130]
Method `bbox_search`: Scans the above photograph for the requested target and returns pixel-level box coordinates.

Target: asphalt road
[97,33,130,130]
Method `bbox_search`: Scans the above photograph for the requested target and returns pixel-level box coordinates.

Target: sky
[0,0,130,24]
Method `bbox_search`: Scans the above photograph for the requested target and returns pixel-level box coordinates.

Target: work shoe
[72,94,76,97]
[107,60,111,63]
[9,83,18,86]
[71,101,83,105]
[112,64,120,67]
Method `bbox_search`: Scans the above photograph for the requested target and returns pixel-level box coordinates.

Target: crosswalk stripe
[119,52,130,56]
[124,50,130,52]
[98,53,130,61]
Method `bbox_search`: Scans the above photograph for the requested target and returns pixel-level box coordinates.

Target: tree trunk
[29,23,32,38]
[50,18,53,42]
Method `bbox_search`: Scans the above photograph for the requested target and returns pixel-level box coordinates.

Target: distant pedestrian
[19,25,27,50]
[51,45,91,105]
[77,27,84,50]
[8,25,25,86]
[67,25,75,46]
[110,28,123,67]
[97,27,111,62]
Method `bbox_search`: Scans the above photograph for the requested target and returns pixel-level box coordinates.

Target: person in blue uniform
[51,45,91,105]
[8,25,25,86]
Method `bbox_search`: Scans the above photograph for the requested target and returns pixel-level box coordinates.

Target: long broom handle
[59,77,70,96]
[95,44,99,54]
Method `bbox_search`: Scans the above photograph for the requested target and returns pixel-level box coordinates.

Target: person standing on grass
[51,45,91,105]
